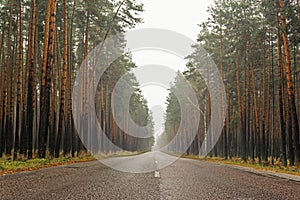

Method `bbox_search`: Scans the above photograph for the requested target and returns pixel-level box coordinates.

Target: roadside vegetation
[0,155,95,176]
[182,155,300,177]
[0,151,146,175]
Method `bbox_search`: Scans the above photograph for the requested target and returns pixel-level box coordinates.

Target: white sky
[134,0,213,40]
[130,0,213,136]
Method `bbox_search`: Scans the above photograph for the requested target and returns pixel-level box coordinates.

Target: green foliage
[0,0,152,159]
[161,0,300,163]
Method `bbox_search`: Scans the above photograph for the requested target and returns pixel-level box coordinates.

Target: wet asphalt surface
[1,152,300,200]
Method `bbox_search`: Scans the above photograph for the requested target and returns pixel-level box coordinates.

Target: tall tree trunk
[280,0,300,165]
[39,0,57,158]
[276,2,287,166]
[26,0,36,159]
[251,56,261,164]
[0,17,6,158]
[1,0,14,157]
[50,28,59,157]
[38,0,51,158]
[57,0,68,157]
[271,34,275,165]
[219,24,228,159]
[14,0,23,160]
[69,0,77,157]
[262,39,267,162]
[33,6,39,152]
[6,23,18,157]
[235,51,246,161]
[265,37,271,163]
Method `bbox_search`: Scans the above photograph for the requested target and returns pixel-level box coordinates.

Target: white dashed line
[154,160,160,178]
[154,171,160,178]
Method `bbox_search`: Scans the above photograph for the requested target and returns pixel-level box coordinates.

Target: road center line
[154,171,160,178]
[154,160,160,178]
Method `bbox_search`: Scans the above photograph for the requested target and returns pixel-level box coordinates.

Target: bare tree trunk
[1,0,15,158]
[14,0,23,160]
[235,51,246,161]
[39,0,57,158]
[69,0,77,157]
[251,56,261,164]
[265,37,271,163]
[276,2,287,166]
[26,0,36,159]
[280,0,300,165]
[0,18,6,158]
[51,28,59,157]
[57,0,68,157]
[262,39,267,162]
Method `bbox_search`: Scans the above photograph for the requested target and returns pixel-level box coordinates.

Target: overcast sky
[130,0,214,135]
[134,0,213,40]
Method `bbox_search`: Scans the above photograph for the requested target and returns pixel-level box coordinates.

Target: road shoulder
[182,156,300,183]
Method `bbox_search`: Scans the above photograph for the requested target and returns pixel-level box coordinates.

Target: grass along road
[0,151,145,176]
[182,155,300,177]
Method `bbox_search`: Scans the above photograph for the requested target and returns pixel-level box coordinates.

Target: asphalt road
[1,152,300,200]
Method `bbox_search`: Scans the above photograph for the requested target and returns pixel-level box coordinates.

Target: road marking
[154,160,160,178]
[154,171,160,178]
